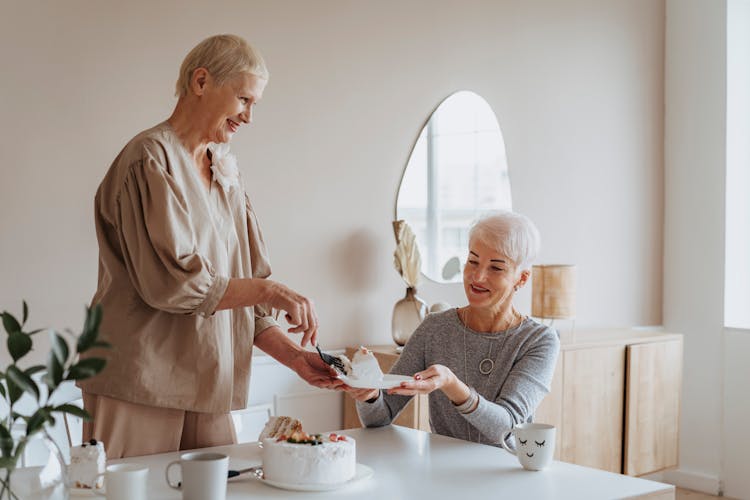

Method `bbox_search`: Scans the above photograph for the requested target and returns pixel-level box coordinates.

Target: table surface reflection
[105,425,674,499]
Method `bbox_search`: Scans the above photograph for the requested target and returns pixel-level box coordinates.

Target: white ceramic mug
[93,463,148,500]
[165,451,228,500]
[501,423,556,471]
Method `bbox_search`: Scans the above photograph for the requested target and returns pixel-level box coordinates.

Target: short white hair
[175,34,269,97]
[468,211,541,271]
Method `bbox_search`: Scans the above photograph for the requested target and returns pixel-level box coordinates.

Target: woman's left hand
[386,364,459,397]
[292,351,346,391]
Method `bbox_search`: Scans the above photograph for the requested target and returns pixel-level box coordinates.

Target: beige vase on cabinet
[391,287,428,346]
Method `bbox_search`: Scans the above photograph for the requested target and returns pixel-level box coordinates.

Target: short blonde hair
[175,34,269,97]
[468,211,541,271]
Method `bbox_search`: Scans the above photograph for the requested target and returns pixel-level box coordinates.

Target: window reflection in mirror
[396,91,512,283]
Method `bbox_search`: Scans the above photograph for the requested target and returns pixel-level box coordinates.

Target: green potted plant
[0,302,109,499]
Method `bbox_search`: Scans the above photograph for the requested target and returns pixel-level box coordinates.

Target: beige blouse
[78,122,278,413]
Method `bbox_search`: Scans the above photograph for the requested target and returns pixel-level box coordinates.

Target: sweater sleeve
[115,152,228,317]
[355,321,430,427]
[463,328,560,445]
[244,192,279,336]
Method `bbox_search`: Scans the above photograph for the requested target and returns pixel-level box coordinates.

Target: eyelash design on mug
[535,440,546,447]
[519,439,527,446]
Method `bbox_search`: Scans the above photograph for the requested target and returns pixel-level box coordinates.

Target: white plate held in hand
[338,374,413,389]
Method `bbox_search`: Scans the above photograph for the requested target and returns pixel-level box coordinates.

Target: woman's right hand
[260,280,319,346]
[216,278,319,346]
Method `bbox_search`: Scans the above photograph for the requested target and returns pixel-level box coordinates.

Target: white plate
[339,374,413,389]
[260,463,374,492]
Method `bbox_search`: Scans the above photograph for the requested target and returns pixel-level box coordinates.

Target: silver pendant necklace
[479,341,496,375]
[460,306,521,443]
[461,307,518,376]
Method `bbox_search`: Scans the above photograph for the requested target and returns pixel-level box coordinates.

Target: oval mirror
[396,91,512,283]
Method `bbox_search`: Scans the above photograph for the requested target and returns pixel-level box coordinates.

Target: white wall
[664,1,750,498]
[0,0,664,364]
[664,0,726,488]
[722,1,750,497]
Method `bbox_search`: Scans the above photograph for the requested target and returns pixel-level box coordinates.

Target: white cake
[261,433,356,485]
[69,439,106,489]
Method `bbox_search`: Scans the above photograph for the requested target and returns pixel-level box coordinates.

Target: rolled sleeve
[195,274,230,318]
[254,315,279,337]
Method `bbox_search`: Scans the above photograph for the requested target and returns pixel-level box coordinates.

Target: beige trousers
[82,392,237,459]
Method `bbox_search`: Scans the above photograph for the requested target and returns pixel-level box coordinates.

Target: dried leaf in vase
[392,220,422,288]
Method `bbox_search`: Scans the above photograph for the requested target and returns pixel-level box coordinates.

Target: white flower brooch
[207,142,240,192]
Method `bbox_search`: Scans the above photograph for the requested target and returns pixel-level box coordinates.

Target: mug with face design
[500,423,556,471]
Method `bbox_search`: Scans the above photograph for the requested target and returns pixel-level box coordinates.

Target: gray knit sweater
[356,309,560,447]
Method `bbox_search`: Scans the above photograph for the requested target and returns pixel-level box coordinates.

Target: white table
[110,425,674,499]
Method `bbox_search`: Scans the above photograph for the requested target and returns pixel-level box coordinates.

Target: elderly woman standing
[79,35,341,458]
[349,211,559,446]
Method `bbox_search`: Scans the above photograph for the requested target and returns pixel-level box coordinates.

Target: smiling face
[462,238,527,314]
[198,71,267,144]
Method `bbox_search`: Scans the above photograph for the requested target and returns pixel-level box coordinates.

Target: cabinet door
[534,357,563,460]
[624,339,682,476]
[561,345,626,473]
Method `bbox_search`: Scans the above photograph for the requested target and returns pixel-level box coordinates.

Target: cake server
[228,466,263,479]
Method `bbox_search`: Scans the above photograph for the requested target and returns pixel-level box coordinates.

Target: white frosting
[261,437,356,485]
[69,441,106,489]
[351,348,383,381]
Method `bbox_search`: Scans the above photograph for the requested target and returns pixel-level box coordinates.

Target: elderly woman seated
[347,211,559,446]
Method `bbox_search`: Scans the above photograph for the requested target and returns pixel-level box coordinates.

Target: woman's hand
[387,364,470,404]
[217,278,319,346]
[291,351,346,390]
[261,280,319,347]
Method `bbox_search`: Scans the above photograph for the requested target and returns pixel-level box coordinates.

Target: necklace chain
[460,306,522,443]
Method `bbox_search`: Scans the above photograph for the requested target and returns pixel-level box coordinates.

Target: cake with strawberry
[260,416,356,485]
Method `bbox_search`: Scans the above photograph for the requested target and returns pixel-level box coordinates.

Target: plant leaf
[49,330,69,365]
[45,350,63,390]
[54,404,91,421]
[7,365,40,401]
[78,305,103,353]
[22,301,28,326]
[91,340,112,349]
[1,312,21,335]
[0,424,12,460]
[24,365,46,377]
[26,409,47,435]
[67,358,107,380]
[7,330,32,362]
[5,375,23,405]
[0,382,5,399]
[28,328,44,335]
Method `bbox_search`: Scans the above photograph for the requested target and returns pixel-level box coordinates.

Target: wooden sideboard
[342,329,683,477]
